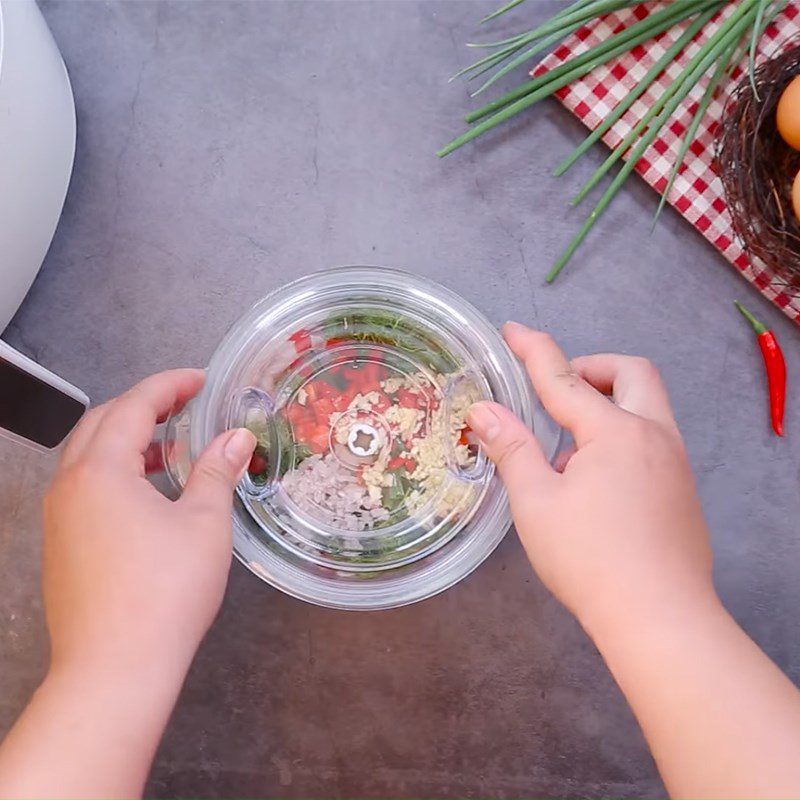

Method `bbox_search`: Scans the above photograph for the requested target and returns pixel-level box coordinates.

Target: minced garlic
[381,376,406,394]
[349,391,381,412]
[307,368,477,523]
[384,406,423,439]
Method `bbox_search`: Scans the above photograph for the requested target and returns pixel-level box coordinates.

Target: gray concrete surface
[1,1,799,797]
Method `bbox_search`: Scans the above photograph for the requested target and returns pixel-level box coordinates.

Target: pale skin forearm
[0,371,253,799]
[0,659,186,799]
[467,328,800,798]
[586,587,800,800]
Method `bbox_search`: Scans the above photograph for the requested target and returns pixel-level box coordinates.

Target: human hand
[42,369,256,682]
[467,323,713,634]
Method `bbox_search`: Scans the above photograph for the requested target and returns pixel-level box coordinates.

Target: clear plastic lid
[165,267,561,609]
[231,311,493,572]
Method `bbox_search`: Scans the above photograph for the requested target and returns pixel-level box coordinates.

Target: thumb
[180,428,257,514]
[467,402,556,499]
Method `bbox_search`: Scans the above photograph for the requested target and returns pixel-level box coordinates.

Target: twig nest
[716,40,800,289]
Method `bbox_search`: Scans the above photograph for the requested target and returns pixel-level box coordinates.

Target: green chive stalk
[470,0,608,48]
[471,19,588,95]
[458,0,638,85]
[453,18,586,86]
[749,0,770,98]
[653,0,788,219]
[486,0,638,45]
[469,0,608,53]
[569,0,759,207]
[450,42,531,83]
[461,0,716,124]
[480,0,528,25]
[732,0,785,81]
[443,0,778,282]
[476,0,602,39]
[553,6,719,177]
[467,29,543,50]
[546,2,760,282]
[438,0,715,157]
[651,39,738,226]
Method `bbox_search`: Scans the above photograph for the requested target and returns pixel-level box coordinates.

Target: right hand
[467,323,714,632]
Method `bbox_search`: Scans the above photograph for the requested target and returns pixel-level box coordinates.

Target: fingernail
[466,402,501,444]
[502,320,526,334]
[224,428,257,469]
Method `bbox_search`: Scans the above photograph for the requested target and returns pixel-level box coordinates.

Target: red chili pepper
[331,393,350,412]
[248,453,268,475]
[359,362,381,389]
[341,366,363,385]
[285,404,305,425]
[387,455,417,472]
[306,430,330,454]
[325,338,359,360]
[143,441,165,475]
[735,301,786,437]
[397,388,420,409]
[372,391,390,412]
[289,329,312,354]
[313,398,336,424]
[312,380,335,400]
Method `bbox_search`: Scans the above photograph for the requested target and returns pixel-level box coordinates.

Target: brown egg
[777,75,800,150]
[792,169,800,223]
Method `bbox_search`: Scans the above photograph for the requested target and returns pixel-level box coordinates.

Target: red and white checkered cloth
[536,1,800,325]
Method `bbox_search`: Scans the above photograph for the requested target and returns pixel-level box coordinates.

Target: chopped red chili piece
[289,329,312,354]
[248,453,268,475]
[397,389,420,409]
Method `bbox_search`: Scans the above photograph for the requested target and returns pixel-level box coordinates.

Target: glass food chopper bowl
[164,267,560,610]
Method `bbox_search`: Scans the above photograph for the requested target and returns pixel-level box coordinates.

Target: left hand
[43,369,256,681]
